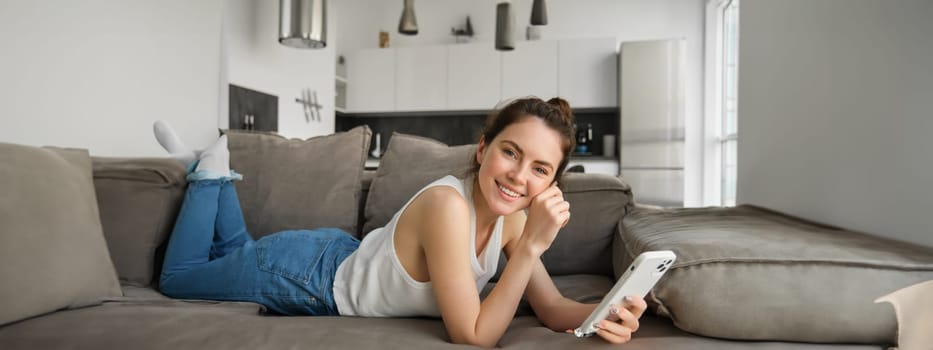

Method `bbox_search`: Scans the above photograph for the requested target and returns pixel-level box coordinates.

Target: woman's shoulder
[411,184,468,211]
[401,184,472,241]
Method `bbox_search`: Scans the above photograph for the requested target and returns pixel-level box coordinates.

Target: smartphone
[573,250,676,338]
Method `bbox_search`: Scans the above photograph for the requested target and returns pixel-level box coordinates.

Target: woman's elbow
[449,334,497,348]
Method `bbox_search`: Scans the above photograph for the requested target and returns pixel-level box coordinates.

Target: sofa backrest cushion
[364,133,633,277]
[616,205,933,344]
[0,143,122,326]
[227,126,371,238]
[92,157,187,287]
[540,172,632,277]
[362,133,476,235]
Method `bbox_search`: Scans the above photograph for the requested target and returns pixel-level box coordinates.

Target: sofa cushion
[0,143,122,326]
[0,286,883,350]
[875,280,933,350]
[615,205,933,344]
[226,126,371,238]
[541,172,632,277]
[362,133,476,235]
[92,157,188,287]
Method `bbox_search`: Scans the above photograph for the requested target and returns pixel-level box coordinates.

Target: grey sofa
[1,131,929,349]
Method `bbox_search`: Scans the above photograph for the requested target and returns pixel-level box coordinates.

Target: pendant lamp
[495,2,515,51]
[279,0,326,49]
[399,0,418,35]
[531,0,548,25]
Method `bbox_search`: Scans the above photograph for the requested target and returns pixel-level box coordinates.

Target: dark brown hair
[473,97,576,184]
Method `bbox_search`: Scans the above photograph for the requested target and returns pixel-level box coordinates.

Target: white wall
[0,0,224,156]
[224,0,337,139]
[336,0,707,205]
[738,0,933,247]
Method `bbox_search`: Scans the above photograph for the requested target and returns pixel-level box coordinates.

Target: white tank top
[333,175,503,317]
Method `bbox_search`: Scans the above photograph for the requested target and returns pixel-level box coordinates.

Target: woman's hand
[519,182,570,256]
[565,295,648,344]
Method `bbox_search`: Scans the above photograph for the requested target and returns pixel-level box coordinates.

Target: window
[704,0,739,206]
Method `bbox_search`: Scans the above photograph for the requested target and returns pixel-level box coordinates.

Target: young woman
[155,97,647,347]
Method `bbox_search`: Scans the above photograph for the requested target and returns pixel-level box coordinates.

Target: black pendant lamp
[399,0,418,35]
[495,2,515,51]
[279,0,327,49]
[531,0,548,25]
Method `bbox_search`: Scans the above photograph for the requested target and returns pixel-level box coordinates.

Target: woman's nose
[507,165,528,184]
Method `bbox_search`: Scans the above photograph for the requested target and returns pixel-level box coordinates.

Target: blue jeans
[159,179,359,316]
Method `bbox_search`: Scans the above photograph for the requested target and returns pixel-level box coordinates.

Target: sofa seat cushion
[0,296,882,350]
[226,126,371,238]
[92,157,187,287]
[616,205,933,344]
[499,315,881,350]
[0,144,122,326]
[0,301,462,350]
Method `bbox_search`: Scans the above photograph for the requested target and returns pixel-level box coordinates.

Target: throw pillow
[0,143,122,326]
[361,133,476,235]
[875,279,933,349]
[92,157,188,287]
[616,205,933,344]
[226,126,371,238]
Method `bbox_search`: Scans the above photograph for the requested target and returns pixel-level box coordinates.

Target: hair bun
[546,97,574,123]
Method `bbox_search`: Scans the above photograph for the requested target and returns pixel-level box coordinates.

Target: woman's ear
[476,136,487,165]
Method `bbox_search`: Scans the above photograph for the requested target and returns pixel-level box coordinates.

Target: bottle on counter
[576,123,593,154]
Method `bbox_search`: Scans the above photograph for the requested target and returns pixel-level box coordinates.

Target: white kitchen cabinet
[447,43,501,111]
[501,40,558,101]
[559,37,618,108]
[346,48,395,112]
[396,46,447,111]
[345,38,616,113]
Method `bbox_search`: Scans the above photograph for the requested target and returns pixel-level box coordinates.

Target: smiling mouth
[496,181,524,198]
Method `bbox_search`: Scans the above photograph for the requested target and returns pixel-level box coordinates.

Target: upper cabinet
[448,43,501,111]
[346,48,395,112]
[559,37,618,108]
[501,41,559,102]
[344,38,617,113]
[396,46,447,111]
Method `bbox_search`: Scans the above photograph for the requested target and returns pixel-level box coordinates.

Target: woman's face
[476,117,564,216]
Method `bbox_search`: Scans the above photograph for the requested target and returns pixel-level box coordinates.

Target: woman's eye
[503,149,516,158]
[534,167,548,176]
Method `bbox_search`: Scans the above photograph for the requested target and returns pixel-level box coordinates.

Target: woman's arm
[521,257,597,330]
[410,185,568,347]
[506,213,649,344]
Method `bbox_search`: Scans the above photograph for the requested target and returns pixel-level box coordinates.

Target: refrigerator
[618,39,686,207]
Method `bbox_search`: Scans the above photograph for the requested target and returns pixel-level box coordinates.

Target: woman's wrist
[515,234,547,259]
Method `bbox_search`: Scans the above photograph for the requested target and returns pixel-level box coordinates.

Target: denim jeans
[159,179,359,316]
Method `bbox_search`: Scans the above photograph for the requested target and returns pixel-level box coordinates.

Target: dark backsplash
[336,109,618,156]
[229,84,278,132]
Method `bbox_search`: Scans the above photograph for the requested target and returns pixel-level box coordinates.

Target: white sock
[153,120,197,165]
[195,135,231,177]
